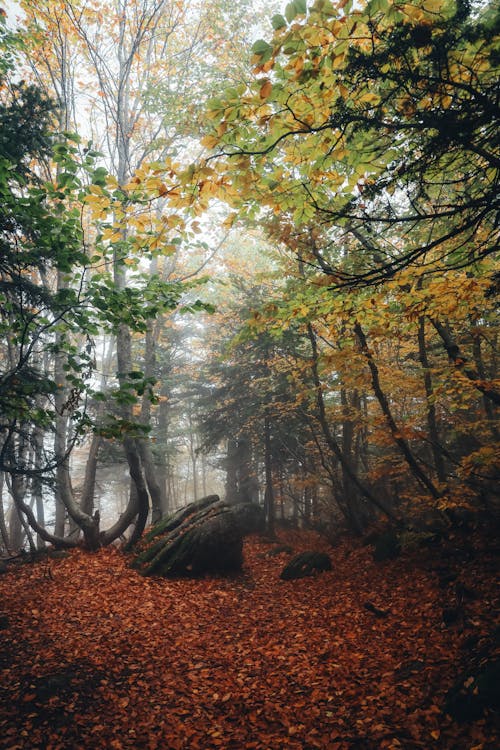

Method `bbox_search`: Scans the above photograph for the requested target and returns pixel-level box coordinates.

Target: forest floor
[0,528,498,750]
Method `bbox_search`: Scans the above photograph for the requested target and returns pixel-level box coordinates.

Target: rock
[131,495,262,577]
[445,659,500,722]
[0,560,7,575]
[371,530,401,561]
[184,513,243,575]
[280,551,332,580]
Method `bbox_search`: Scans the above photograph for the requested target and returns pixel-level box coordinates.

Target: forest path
[0,530,497,749]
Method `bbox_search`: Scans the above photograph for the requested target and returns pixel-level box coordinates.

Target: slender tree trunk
[264,408,275,537]
[122,438,150,549]
[417,317,447,483]
[186,408,199,502]
[0,473,11,553]
[201,453,208,498]
[157,382,172,515]
[354,321,441,501]
[431,318,500,405]
[8,501,24,551]
[340,386,368,533]
[53,300,68,537]
[32,426,46,549]
[225,438,239,502]
[139,315,165,522]
[307,323,400,524]
[471,328,499,440]
[80,434,102,516]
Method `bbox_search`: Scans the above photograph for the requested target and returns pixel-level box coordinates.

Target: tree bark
[80,433,102,517]
[417,317,447,484]
[0,473,11,553]
[431,318,500,405]
[354,321,441,501]
[306,323,400,524]
[264,408,275,537]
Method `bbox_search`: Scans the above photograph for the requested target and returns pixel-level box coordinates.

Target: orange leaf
[259,80,273,99]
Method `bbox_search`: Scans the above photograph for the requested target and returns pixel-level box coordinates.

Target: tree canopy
[0,0,498,552]
[202,0,499,285]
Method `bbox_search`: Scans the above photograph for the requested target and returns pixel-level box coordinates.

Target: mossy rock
[280,551,332,580]
[131,496,260,577]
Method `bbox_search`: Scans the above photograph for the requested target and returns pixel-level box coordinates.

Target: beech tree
[202,0,499,285]
[193,0,498,523]
[2,0,281,549]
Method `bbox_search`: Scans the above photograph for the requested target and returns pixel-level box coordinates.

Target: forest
[0,0,498,748]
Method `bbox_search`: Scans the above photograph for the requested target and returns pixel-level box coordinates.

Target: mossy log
[131,495,264,577]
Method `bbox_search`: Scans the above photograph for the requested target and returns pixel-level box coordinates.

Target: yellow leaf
[222,213,236,230]
[359,92,381,105]
[201,134,219,149]
[217,121,228,137]
[101,227,122,242]
[84,193,103,204]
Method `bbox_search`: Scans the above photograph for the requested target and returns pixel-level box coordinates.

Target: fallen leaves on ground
[0,530,498,749]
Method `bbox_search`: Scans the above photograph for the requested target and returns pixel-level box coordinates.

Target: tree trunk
[225,438,239,502]
[55,455,101,550]
[80,433,102,517]
[122,437,150,549]
[417,317,447,484]
[0,473,11,553]
[306,323,400,525]
[139,314,165,522]
[264,408,275,537]
[354,321,441,501]
[431,318,500,405]
[32,426,46,549]
[471,327,499,440]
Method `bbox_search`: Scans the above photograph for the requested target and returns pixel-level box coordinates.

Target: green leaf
[251,39,274,60]
[92,166,108,186]
[285,2,297,22]
[271,14,287,29]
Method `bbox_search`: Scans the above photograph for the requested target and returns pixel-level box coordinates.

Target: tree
[192,0,498,524]
[202,0,499,286]
[0,14,106,548]
[16,0,282,547]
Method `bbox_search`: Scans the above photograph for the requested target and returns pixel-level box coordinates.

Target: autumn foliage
[0,530,498,749]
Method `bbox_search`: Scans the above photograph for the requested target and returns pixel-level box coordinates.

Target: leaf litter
[0,530,498,749]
